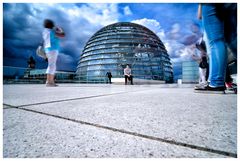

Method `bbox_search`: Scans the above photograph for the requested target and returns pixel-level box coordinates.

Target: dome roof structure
[76,22,173,82]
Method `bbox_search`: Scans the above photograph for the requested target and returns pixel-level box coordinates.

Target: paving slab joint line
[4,89,153,108]
[3,104,17,109]
[5,104,237,158]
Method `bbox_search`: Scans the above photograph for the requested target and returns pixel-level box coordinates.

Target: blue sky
[3,3,202,77]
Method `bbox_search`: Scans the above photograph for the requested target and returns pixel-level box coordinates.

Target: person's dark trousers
[108,77,112,84]
[125,75,133,85]
[221,3,237,58]
[206,65,209,81]
[225,66,233,83]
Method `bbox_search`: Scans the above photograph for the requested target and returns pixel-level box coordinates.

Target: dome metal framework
[76,22,173,82]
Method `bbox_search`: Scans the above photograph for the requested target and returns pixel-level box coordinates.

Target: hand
[55,26,63,33]
[55,27,65,38]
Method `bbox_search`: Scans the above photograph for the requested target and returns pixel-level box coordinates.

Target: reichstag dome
[76,22,173,82]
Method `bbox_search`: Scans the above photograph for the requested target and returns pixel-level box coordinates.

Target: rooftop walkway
[3,84,237,158]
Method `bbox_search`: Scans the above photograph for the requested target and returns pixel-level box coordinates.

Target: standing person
[192,38,209,88]
[27,56,36,69]
[42,19,65,87]
[124,65,133,85]
[106,71,112,84]
[26,56,36,79]
[195,3,237,92]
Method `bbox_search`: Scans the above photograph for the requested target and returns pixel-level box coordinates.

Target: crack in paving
[4,104,237,158]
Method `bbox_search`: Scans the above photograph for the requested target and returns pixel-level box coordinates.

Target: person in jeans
[124,65,133,85]
[42,19,65,87]
[195,3,237,92]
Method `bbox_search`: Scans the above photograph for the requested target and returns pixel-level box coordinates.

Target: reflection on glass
[77,22,173,82]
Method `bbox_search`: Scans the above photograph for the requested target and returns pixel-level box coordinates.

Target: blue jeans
[202,4,227,87]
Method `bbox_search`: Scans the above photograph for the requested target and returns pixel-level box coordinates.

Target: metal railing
[3,66,77,84]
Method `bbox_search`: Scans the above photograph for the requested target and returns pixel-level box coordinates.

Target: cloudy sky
[3,3,202,77]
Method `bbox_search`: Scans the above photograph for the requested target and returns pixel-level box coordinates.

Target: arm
[197,4,202,20]
[129,69,132,76]
[55,27,65,38]
[56,32,65,38]
[191,54,201,63]
[124,69,127,76]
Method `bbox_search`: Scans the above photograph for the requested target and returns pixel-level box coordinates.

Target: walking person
[124,65,133,85]
[195,3,237,92]
[42,19,65,87]
[106,71,112,84]
[192,38,209,88]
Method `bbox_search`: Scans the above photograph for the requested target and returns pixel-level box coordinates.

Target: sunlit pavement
[3,84,237,158]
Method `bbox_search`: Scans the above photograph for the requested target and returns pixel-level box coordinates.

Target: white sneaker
[46,83,58,87]
[195,82,208,89]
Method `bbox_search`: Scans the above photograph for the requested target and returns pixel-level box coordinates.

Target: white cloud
[67,7,81,17]
[58,53,74,63]
[75,3,119,26]
[4,3,200,71]
[166,23,181,40]
[131,18,195,64]
[38,3,121,69]
[164,42,172,55]
[3,3,122,71]
[131,18,165,40]
[164,23,196,64]
[171,45,196,63]
[123,6,132,15]
[171,23,180,33]
[36,3,120,26]
[164,40,184,57]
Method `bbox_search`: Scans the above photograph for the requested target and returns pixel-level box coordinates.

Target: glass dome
[76,22,173,82]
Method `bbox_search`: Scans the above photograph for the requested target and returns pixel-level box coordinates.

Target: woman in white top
[42,19,65,87]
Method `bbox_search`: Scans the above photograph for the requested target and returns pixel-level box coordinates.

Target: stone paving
[2,84,238,158]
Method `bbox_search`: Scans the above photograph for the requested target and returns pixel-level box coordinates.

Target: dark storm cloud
[3,3,119,70]
[3,2,201,78]
[179,22,202,46]
[45,7,71,27]
[180,34,199,46]
[3,39,31,59]
[4,4,34,33]
[3,3,89,70]
[3,3,12,10]
[3,3,43,63]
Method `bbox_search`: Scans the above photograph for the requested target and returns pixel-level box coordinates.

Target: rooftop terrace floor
[3,84,237,158]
